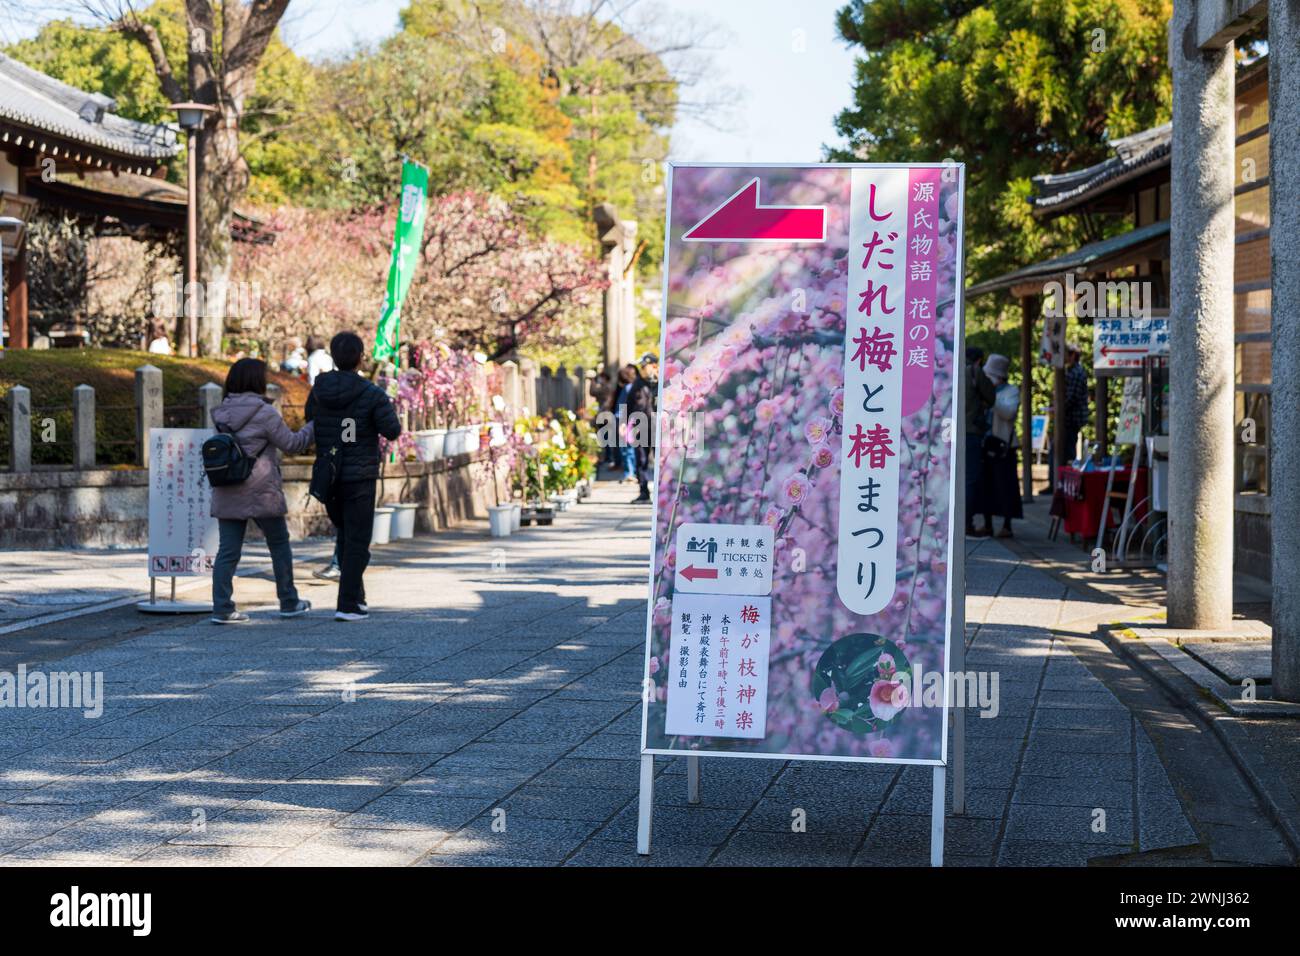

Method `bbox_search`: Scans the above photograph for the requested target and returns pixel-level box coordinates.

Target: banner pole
[686,754,700,804]
[930,765,946,866]
[636,754,655,855]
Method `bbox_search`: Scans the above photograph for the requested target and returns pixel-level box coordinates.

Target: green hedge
[0,349,310,467]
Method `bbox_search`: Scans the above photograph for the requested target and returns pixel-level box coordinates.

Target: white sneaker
[211,611,250,625]
[280,600,311,618]
[358,603,368,613]
[334,610,370,622]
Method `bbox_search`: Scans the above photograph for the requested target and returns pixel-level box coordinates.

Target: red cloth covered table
[1058,466,1148,538]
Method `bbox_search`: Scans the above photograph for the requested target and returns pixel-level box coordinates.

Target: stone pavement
[0,481,1289,866]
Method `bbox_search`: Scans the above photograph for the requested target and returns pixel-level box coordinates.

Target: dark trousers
[964,433,983,528]
[325,479,375,613]
[213,516,299,614]
[635,444,652,497]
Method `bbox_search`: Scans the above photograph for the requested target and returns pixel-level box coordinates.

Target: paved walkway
[0,482,1286,866]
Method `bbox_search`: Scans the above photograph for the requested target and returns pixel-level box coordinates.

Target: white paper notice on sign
[664,593,772,740]
[147,428,220,578]
[673,522,773,595]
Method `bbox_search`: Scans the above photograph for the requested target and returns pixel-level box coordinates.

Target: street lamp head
[170,101,217,130]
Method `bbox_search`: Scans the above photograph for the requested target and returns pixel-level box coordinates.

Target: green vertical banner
[373,160,429,366]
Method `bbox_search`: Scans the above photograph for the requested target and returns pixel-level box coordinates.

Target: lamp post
[171,102,217,358]
[0,215,25,353]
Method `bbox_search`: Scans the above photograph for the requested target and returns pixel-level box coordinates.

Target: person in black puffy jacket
[305,332,402,621]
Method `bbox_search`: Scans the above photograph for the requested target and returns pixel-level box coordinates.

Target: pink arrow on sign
[680,565,719,582]
[682,178,826,243]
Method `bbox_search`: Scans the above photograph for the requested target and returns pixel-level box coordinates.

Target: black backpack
[202,425,257,487]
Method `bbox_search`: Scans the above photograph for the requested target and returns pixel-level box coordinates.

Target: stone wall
[0,452,492,549]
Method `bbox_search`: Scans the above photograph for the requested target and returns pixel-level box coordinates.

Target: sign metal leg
[930,764,946,867]
[636,754,655,855]
[686,754,700,804]
[952,618,966,815]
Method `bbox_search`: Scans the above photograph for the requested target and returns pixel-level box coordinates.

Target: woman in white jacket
[971,353,1024,538]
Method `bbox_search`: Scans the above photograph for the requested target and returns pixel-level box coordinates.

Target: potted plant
[483,398,515,538]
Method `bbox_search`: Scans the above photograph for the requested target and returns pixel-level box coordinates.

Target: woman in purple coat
[209,358,315,624]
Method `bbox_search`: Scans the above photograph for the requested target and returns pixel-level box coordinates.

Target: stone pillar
[197,381,222,430]
[266,382,283,412]
[595,203,638,378]
[5,385,30,472]
[71,384,95,470]
[1270,0,1300,699]
[134,364,163,469]
[1166,11,1235,630]
[1019,295,1034,500]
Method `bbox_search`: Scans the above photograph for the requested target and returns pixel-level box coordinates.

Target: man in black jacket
[306,332,402,621]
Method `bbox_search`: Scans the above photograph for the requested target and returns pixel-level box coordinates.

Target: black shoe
[631,494,651,504]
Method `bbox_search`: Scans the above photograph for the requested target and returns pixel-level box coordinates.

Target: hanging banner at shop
[373,159,429,366]
[641,163,966,765]
[1093,315,1169,373]
[147,428,219,577]
[1114,377,1144,445]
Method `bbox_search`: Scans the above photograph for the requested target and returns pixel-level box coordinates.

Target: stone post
[498,361,520,418]
[1166,11,1235,630]
[556,364,575,412]
[5,385,31,473]
[197,381,222,430]
[1270,1,1300,699]
[266,382,283,412]
[134,365,163,469]
[537,366,553,415]
[71,384,95,470]
[519,358,537,418]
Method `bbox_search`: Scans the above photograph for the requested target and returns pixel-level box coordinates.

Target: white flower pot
[391,503,418,539]
[549,493,570,512]
[371,507,394,546]
[488,504,513,538]
[414,429,447,461]
[510,502,521,532]
[461,425,481,455]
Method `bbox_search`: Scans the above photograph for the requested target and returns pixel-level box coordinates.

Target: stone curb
[1103,625,1300,861]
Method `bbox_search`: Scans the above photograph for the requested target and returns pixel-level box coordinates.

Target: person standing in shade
[306,332,402,621]
[971,353,1024,538]
[613,365,640,484]
[964,346,997,536]
[589,370,617,471]
[1062,342,1090,466]
[209,358,314,624]
[633,354,659,504]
